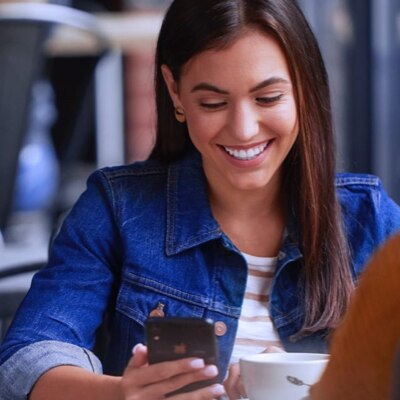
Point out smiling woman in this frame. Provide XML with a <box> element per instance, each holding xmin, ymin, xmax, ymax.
<box><xmin>1</xmin><ymin>1</ymin><xmax>400</xmax><ymax>400</ymax></box>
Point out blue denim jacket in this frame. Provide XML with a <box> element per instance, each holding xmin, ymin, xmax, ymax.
<box><xmin>1</xmin><ymin>150</ymin><xmax>400</xmax><ymax>399</ymax></box>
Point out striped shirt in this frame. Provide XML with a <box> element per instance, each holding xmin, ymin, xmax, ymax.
<box><xmin>230</xmin><ymin>252</ymin><xmax>283</xmax><ymax>364</ymax></box>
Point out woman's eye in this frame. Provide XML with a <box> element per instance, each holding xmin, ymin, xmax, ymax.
<box><xmin>200</xmin><ymin>102</ymin><xmax>226</xmax><ymax>110</ymax></box>
<box><xmin>257</xmin><ymin>94</ymin><xmax>284</xmax><ymax>104</ymax></box>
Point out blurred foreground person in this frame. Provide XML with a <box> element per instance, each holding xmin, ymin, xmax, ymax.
<box><xmin>311</xmin><ymin>233</ymin><xmax>400</xmax><ymax>400</ymax></box>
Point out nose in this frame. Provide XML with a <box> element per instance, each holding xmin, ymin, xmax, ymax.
<box><xmin>228</xmin><ymin>102</ymin><xmax>260</xmax><ymax>141</ymax></box>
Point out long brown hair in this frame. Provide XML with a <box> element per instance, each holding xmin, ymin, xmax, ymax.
<box><xmin>150</xmin><ymin>0</ymin><xmax>353</xmax><ymax>337</ymax></box>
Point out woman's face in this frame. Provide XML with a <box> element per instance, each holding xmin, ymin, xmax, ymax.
<box><xmin>162</xmin><ymin>29</ymin><xmax>299</xmax><ymax>194</ymax></box>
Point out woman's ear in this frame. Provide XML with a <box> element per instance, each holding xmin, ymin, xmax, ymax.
<box><xmin>161</xmin><ymin>64</ymin><xmax>182</xmax><ymax>108</ymax></box>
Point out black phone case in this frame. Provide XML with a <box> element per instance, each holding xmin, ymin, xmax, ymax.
<box><xmin>145</xmin><ymin>317</ymin><xmax>219</xmax><ymax>396</ymax></box>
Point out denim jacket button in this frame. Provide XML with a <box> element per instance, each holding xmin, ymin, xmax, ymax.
<box><xmin>214</xmin><ymin>321</ymin><xmax>227</xmax><ymax>336</ymax></box>
<box><xmin>149</xmin><ymin>302</ymin><xmax>165</xmax><ymax>317</ymax></box>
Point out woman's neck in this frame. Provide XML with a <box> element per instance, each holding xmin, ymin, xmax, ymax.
<box><xmin>210</xmin><ymin>187</ymin><xmax>282</xmax><ymax>221</ymax></box>
<box><xmin>207</xmin><ymin>174</ymin><xmax>285</xmax><ymax>257</ymax></box>
<box><xmin>207</xmin><ymin>165</ymin><xmax>283</xmax><ymax>214</ymax></box>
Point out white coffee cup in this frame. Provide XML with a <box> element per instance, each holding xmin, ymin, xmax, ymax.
<box><xmin>239</xmin><ymin>352</ymin><xmax>329</xmax><ymax>400</ymax></box>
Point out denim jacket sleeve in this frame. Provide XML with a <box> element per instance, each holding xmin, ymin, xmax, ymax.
<box><xmin>0</xmin><ymin>341</ymin><xmax>102</xmax><ymax>400</ymax></box>
<box><xmin>0</xmin><ymin>170</ymin><xmax>122</xmax><ymax>399</ymax></box>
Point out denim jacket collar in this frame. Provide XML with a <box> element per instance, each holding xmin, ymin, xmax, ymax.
<box><xmin>165</xmin><ymin>150</ymin><xmax>304</xmax><ymax>261</ymax></box>
<box><xmin>165</xmin><ymin>151</ymin><xmax>223</xmax><ymax>256</ymax></box>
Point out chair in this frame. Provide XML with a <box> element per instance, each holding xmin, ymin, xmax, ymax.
<box><xmin>0</xmin><ymin>2</ymin><xmax>115</xmax><ymax>340</ymax></box>
<box><xmin>0</xmin><ymin>2</ymin><xmax>110</xmax><ymax>233</ymax></box>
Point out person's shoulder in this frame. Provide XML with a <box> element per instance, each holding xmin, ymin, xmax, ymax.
<box><xmin>335</xmin><ymin>173</ymin><xmax>400</xmax><ymax>277</ymax></box>
<box><xmin>336</xmin><ymin>172</ymin><xmax>400</xmax><ymax>234</ymax></box>
<box><xmin>98</xmin><ymin>158</ymin><xmax>170</xmax><ymax>181</ymax></box>
<box><xmin>334</xmin><ymin>172</ymin><xmax>393</xmax><ymax>211</ymax></box>
<box><xmin>84</xmin><ymin>151</ymin><xmax>203</xmax><ymax>193</ymax></box>
<box><xmin>79</xmin><ymin>159</ymin><xmax>171</xmax><ymax>197</ymax></box>
<box><xmin>334</xmin><ymin>172</ymin><xmax>389</xmax><ymax>204</ymax></box>
<box><xmin>335</xmin><ymin>172</ymin><xmax>381</xmax><ymax>190</ymax></box>
<box><xmin>95</xmin><ymin>149</ymin><xmax>201</xmax><ymax>180</ymax></box>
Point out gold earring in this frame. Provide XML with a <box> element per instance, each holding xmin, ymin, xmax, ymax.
<box><xmin>174</xmin><ymin>107</ymin><xmax>186</xmax><ymax>123</ymax></box>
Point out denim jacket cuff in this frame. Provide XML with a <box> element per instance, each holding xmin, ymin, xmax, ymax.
<box><xmin>0</xmin><ymin>340</ymin><xmax>102</xmax><ymax>400</ymax></box>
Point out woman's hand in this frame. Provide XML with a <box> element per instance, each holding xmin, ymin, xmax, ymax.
<box><xmin>120</xmin><ymin>344</ymin><xmax>226</xmax><ymax>399</ymax></box>
<box><xmin>224</xmin><ymin>363</ymin><xmax>246</xmax><ymax>400</ymax></box>
<box><xmin>224</xmin><ymin>346</ymin><xmax>285</xmax><ymax>399</ymax></box>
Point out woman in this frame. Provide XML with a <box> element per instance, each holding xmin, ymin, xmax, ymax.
<box><xmin>1</xmin><ymin>0</ymin><xmax>400</xmax><ymax>399</ymax></box>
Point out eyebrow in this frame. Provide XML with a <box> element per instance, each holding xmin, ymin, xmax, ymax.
<box><xmin>191</xmin><ymin>83</ymin><xmax>229</xmax><ymax>94</ymax></box>
<box><xmin>249</xmin><ymin>77</ymin><xmax>290</xmax><ymax>93</ymax></box>
<box><xmin>190</xmin><ymin>77</ymin><xmax>290</xmax><ymax>95</ymax></box>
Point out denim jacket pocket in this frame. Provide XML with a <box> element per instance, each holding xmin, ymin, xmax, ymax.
<box><xmin>116</xmin><ymin>271</ymin><xmax>210</xmax><ymax>326</ymax></box>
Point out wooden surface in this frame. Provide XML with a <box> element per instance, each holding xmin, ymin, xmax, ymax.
<box><xmin>46</xmin><ymin>11</ymin><xmax>163</xmax><ymax>55</ymax></box>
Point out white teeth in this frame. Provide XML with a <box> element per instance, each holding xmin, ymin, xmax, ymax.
<box><xmin>223</xmin><ymin>142</ymin><xmax>269</xmax><ymax>160</ymax></box>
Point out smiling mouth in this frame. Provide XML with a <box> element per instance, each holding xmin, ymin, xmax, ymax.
<box><xmin>221</xmin><ymin>141</ymin><xmax>272</xmax><ymax>161</ymax></box>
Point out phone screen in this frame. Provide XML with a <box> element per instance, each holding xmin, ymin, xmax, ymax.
<box><xmin>145</xmin><ymin>317</ymin><xmax>219</xmax><ymax>395</ymax></box>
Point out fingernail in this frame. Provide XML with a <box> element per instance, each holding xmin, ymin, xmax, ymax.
<box><xmin>210</xmin><ymin>384</ymin><xmax>225</xmax><ymax>396</ymax></box>
<box><xmin>190</xmin><ymin>358</ymin><xmax>205</xmax><ymax>369</ymax></box>
<box><xmin>132</xmin><ymin>343</ymin><xmax>144</xmax><ymax>354</ymax></box>
<box><xmin>203</xmin><ymin>365</ymin><xmax>218</xmax><ymax>377</ymax></box>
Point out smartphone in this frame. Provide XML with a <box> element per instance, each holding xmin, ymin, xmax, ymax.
<box><xmin>145</xmin><ymin>317</ymin><xmax>219</xmax><ymax>395</ymax></box>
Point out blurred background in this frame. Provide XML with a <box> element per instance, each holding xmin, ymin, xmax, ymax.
<box><xmin>0</xmin><ymin>0</ymin><xmax>399</xmax><ymax>336</ymax></box>
<box><xmin>299</xmin><ymin>0</ymin><xmax>400</xmax><ymax>200</ymax></box>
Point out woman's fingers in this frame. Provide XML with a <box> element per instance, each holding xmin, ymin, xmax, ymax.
<box><xmin>137</xmin><ymin>364</ymin><xmax>222</xmax><ymax>399</ymax></box>
<box><xmin>173</xmin><ymin>383</ymin><xmax>226</xmax><ymax>399</ymax></box>
<box><xmin>127</xmin><ymin>357</ymin><xmax>207</xmax><ymax>386</ymax></box>
<box><xmin>223</xmin><ymin>348</ymin><xmax>285</xmax><ymax>399</ymax></box>
<box><xmin>262</xmin><ymin>345</ymin><xmax>285</xmax><ymax>353</ymax></box>
<box><xmin>224</xmin><ymin>363</ymin><xmax>247</xmax><ymax>399</ymax></box>
<box><xmin>122</xmin><ymin>348</ymin><xmax>224</xmax><ymax>399</ymax></box>
<box><xmin>130</xmin><ymin>343</ymin><xmax>149</xmax><ymax>368</ymax></box>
